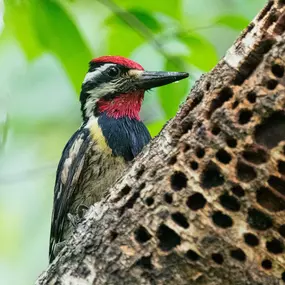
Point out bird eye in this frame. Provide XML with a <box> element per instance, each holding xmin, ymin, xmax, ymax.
<box><xmin>107</xmin><ymin>66</ymin><xmax>120</xmax><ymax>77</ymax></box>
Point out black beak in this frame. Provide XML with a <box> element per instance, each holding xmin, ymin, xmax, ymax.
<box><xmin>135</xmin><ymin>71</ymin><xmax>189</xmax><ymax>90</ymax></box>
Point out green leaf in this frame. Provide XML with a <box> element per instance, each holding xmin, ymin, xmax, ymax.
<box><xmin>213</xmin><ymin>14</ymin><xmax>249</xmax><ymax>31</ymax></box>
<box><xmin>129</xmin><ymin>9</ymin><xmax>162</xmax><ymax>32</ymax></box>
<box><xmin>158</xmin><ymin>59</ymin><xmax>189</xmax><ymax>119</ymax></box>
<box><xmin>29</xmin><ymin>0</ymin><xmax>92</xmax><ymax>93</ymax></box>
<box><xmin>105</xmin><ymin>8</ymin><xmax>162</xmax><ymax>33</ymax></box>
<box><xmin>3</xmin><ymin>1</ymin><xmax>43</xmax><ymax>60</ymax></box>
<box><xmin>113</xmin><ymin>0</ymin><xmax>181</xmax><ymax>19</ymax></box>
<box><xmin>178</xmin><ymin>32</ymin><xmax>218</xmax><ymax>71</ymax></box>
<box><xmin>146</xmin><ymin>120</ymin><xmax>165</xmax><ymax>137</ymax></box>
<box><xmin>105</xmin><ymin>16</ymin><xmax>144</xmax><ymax>56</ymax></box>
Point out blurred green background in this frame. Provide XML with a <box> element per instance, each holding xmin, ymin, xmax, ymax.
<box><xmin>0</xmin><ymin>0</ymin><xmax>266</xmax><ymax>284</ymax></box>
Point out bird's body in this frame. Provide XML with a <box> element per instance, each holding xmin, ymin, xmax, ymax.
<box><xmin>49</xmin><ymin>56</ymin><xmax>188</xmax><ymax>262</ymax></box>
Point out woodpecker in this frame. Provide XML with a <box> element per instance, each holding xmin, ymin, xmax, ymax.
<box><xmin>49</xmin><ymin>56</ymin><xmax>189</xmax><ymax>262</ymax></box>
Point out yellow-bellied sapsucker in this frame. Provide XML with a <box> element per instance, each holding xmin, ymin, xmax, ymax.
<box><xmin>49</xmin><ymin>56</ymin><xmax>189</xmax><ymax>262</ymax></box>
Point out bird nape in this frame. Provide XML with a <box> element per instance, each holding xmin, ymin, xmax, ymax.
<box><xmin>49</xmin><ymin>55</ymin><xmax>189</xmax><ymax>262</ymax></box>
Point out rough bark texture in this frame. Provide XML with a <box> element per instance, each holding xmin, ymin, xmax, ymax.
<box><xmin>37</xmin><ymin>1</ymin><xmax>285</xmax><ymax>284</ymax></box>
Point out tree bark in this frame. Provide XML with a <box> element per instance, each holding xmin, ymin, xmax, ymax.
<box><xmin>36</xmin><ymin>1</ymin><xmax>285</xmax><ymax>284</ymax></box>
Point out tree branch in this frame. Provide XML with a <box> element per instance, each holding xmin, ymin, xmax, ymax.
<box><xmin>36</xmin><ymin>1</ymin><xmax>285</xmax><ymax>284</ymax></box>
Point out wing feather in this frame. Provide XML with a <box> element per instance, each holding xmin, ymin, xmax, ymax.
<box><xmin>49</xmin><ymin>127</ymin><xmax>91</xmax><ymax>262</ymax></box>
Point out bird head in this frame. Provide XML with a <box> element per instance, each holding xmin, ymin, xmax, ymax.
<box><xmin>80</xmin><ymin>56</ymin><xmax>189</xmax><ymax>121</ymax></box>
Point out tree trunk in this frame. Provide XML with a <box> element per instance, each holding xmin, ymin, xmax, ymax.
<box><xmin>36</xmin><ymin>1</ymin><xmax>285</xmax><ymax>284</ymax></box>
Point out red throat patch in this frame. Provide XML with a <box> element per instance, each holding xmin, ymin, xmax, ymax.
<box><xmin>97</xmin><ymin>91</ymin><xmax>144</xmax><ymax>120</ymax></box>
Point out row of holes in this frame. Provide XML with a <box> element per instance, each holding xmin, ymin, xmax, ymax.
<box><xmin>135</xmin><ymin>208</ymin><xmax>283</xmax><ymax>253</ymax></box>
<box><xmin>147</xmin><ymin>189</ymin><xmax>285</xmax><ymax>240</ymax></box>
<box><xmin>205</xmin><ymin>61</ymin><xmax>284</xmax><ymax>122</ymax></box>
<box><xmin>132</xmin><ymin>226</ymin><xmax>285</xmax><ymax>283</ymax></box>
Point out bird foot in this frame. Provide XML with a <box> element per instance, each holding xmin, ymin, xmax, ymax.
<box><xmin>67</xmin><ymin>204</ymin><xmax>89</xmax><ymax>229</ymax></box>
<box><xmin>53</xmin><ymin>241</ymin><xmax>66</xmax><ymax>257</ymax></box>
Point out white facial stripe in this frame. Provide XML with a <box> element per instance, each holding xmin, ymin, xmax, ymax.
<box><xmin>83</xmin><ymin>63</ymin><xmax>116</xmax><ymax>84</ymax></box>
<box><xmin>84</xmin><ymin>81</ymin><xmax>119</xmax><ymax>117</ymax></box>
<box><xmin>128</xmin><ymin>69</ymin><xmax>143</xmax><ymax>78</ymax></box>
<box><xmin>84</xmin><ymin>96</ymin><xmax>99</xmax><ymax>118</ymax></box>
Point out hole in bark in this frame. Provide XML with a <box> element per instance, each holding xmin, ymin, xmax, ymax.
<box><xmin>119</xmin><ymin>191</ymin><xmax>140</xmax><ymax>216</ymax></box>
<box><xmin>181</xmin><ymin>119</ymin><xmax>193</xmax><ymax>134</ymax></box>
<box><xmin>219</xmin><ymin>193</ymin><xmax>240</xmax><ymax>211</ymax></box>
<box><xmin>272</xmin><ymin>63</ymin><xmax>284</xmax><ymax>78</ymax></box>
<box><xmin>139</xmin><ymin>182</ymin><xmax>146</xmax><ymax>190</ymax></box>
<box><xmin>278</xmin><ymin>225</ymin><xmax>285</xmax><ymax>238</ymax></box>
<box><xmin>230</xmin><ymin>248</ymin><xmax>246</xmax><ymax>262</ymax></box>
<box><xmin>226</xmin><ymin>137</ymin><xmax>237</xmax><ymax>148</ymax></box>
<box><xmin>247</xmin><ymin>91</ymin><xmax>256</xmax><ymax>103</ymax></box>
<box><xmin>164</xmin><ymin>193</ymin><xmax>173</xmax><ymax>204</ymax></box>
<box><xmin>242</xmin><ymin>147</ymin><xmax>268</xmax><ymax>164</ymax></box>
<box><xmin>266</xmin><ymin>238</ymin><xmax>284</xmax><ymax>254</ymax></box>
<box><xmin>212</xmin><ymin>211</ymin><xmax>233</xmax><ymax>228</ymax></box>
<box><xmin>266</xmin><ymin>79</ymin><xmax>278</xmax><ymax>90</ymax></box>
<box><xmin>257</xmin><ymin>1</ymin><xmax>273</xmax><ymax>21</ymax></box>
<box><xmin>168</xmin><ymin>156</ymin><xmax>177</xmax><ymax>165</ymax></box>
<box><xmin>186</xmin><ymin>250</ymin><xmax>200</xmax><ymax>261</ymax></box>
<box><xmin>216</xmin><ymin>149</ymin><xmax>232</xmax><ymax>164</ymax></box>
<box><xmin>232</xmin><ymin>100</ymin><xmax>239</xmax><ymax>109</ymax></box>
<box><xmin>134</xmin><ymin>226</ymin><xmax>152</xmax><ymax>244</ymax></box>
<box><xmin>120</xmin><ymin>185</ymin><xmax>131</xmax><ymax>197</ymax></box>
<box><xmin>256</xmin><ymin>38</ymin><xmax>275</xmax><ymax>54</ymax></box>
<box><xmin>266</xmin><ymin>11</ymin><xmax>278</xmax><ymax>28</ymax></box>
<box><xmin>232</xmin><ymin>37</ymin><xmax>275</xmax><ymax>85</ymax></box>
<box><xmin>187</xmin><ymin>192</ymin><xmax>207</xmax><ymax>210</ymax></box>
<box><xmin>157</xmin><ymin>224</ymin><xmax>181</xmax><ymax>251</ymax></box>
<box><xmin>247</xmin><ymin>208</ymin><xmax>273</xmax><ymax>230</ymax></box>
<box><xmin>201</xmin><ymin>162</ymin><xmax>224</xmax><ymax>189</ymax></box>
<box><xmin>282</xmin><ymin>271</ymin><xmax>285</xmax><ymax>282</ymax></box>
<box><xmin>244</xmin><ymin>233</ymin><xmax>259</xmax><ymax>247</ymax></box>
<box><xmin>195</xmin><ymin>147</ymin><xmax>205</xmax><ymax>158</ymax></box>
<box><xmin>255</xmin><ymin>111</ymin><xmax>285</xmax><ymax>149</ymax></box>
<box><xmin>211</xmin><ymin>125</ymin><xmax>221</xmax><ymax>135</ymax></box>
<box><xmin>183</xmin><ymin>143</ymin><xmax>190</xmax><ymax>152</ymax></box>
<box><xmin>268</xmin><ymin>176</ymin><xmax>285</xmax><ymax>196</ymax></box>
<box><xmin>212</xmin><ymin>253</ymin><xmax>224</xmax><ymax>264</ymax></box>
<box><xmin>136</xmin><ymin>255</ymin><xmax>153</xmax><ymax>270</ymax></box>
<box><xmin>238</xmin><ymin>109</ymin><xmax>253</xmax><ymax>125</ymax></box>
<box><xmin>145</xmin><ymin>197</ymin><xmax>154</xmax><ymax>206</ymax></box>
<box><xmin>150</xmin><ymin>170</ymin><xmax>157</xmax><ymax>177</ymax></box>
<box><xmin>278</xmin><ymin>160</ymin><xmax>285</xmax><ymax>174</ymax></box>
<box><xmin>136</xmin><ymin>165</ymin><xmax>145</xmax><ymax>179</ymax></box>
<box><xmin>231</xmin><ymin>185</ymin><xmax>245</xmax><ymax>197</ymax></box>
<box><xmin>109</xmin><ymin>231</ymin><xmax>118</xmax><ymax>242</ymax></box>
<box><xmin>190</xmin><ymin>161</ymin><xmax>199</xmax><ymax>170</ymax></box>
<box><xmin>205</xmin><ymin>81</ymin><xmax>211</xmax><ymax>91</ymax></box>
<box><xmin>261</xmin><ymin>259</ymin><xmax>272</xmax><ymax>270</ymax></box>
<box><xmin>188</xmin><ymin>93</ymin><xmax>204</xmax><ymax>112</ymax></box>
<box><xmin>236</xmin><ymin>161</ymin><xmax>257</xmax><ymax>182</ymax></box>
<box><xmin>171</xmin><ymin>212</ymin><xmax>189</xmax><ymax>229</ymax></box>
<box><xmin>207</xmin><ymin>87</ymin><xmax>233</xmax><ymax>119</ymax></box>
<box><xmin>170</xmin><ymin>171</ymin><xmax>187</xmax><ymax>191</ymax></box>
<box><xmin>257</xmin><ymin>187</ymin><xmax>285</xmax><ymax>212</ymax></box>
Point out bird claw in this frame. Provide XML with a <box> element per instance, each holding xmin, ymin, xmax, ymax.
<box><xmin>67</xmin><ymin>204</ymin><xmax>89</xmax><ymax>229</ymax></box>
<box><xmin>54</xmin><ymin>241</ymin><xmax>66</xmax><ymax>257</ymax></box>
<box><xmin>78</xmin><ymin>204</ymin><xmax>89</xmax><ymax>219</ymax></box>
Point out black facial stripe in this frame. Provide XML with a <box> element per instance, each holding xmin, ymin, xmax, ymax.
<box><xmin>82</xmin><ymin>65</ymin><xmax>130</xmax><ymax>94</ymax></box>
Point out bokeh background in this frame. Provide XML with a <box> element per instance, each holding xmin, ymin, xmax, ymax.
<box><xmin>0</xmin><ymin>0</ymin><xmax>267</xmax><ymax>284</ymax></box>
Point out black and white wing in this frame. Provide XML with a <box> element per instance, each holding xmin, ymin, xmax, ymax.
<box><xmin>49</xmin><ymin>127</ymin><xmax>91</xmax><ymax>262</ymax></box>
